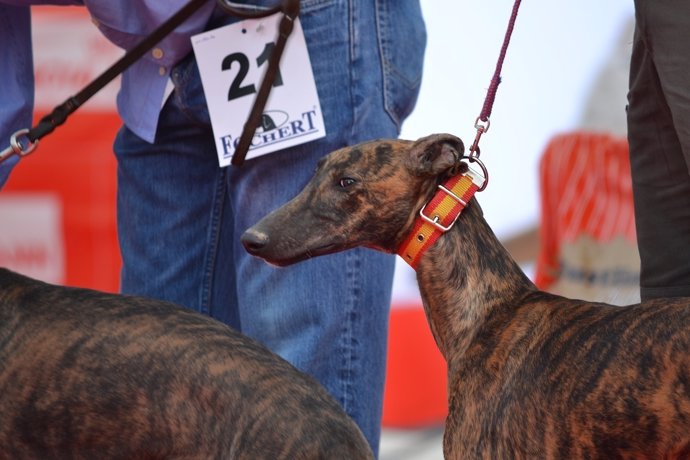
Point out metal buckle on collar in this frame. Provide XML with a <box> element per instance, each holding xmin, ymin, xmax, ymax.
<box><xmin>419</xmin><ymin>201</ymin><xmax>461</xmax><ymax>233</ymax></box>
<box><xmin>418</xmin><ymin>183</ymin><xmax>467</xmax><ymax>233</ymax></box>
<box><xmin>417</xmin><ymin>162</ymin><xmax>488</xmax><ymax>233</ymax></box>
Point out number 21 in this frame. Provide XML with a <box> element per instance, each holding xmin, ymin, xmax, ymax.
<box><xmin>222</xmin><ymin>42</ymin><xmax>284</xmax><ymax>101</ymax></box>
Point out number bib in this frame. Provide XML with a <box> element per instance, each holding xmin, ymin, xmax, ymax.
<box><xmin>191</xmin><ymin>13</ymin><xmax>326</xmax><ymax>167</ymax></box>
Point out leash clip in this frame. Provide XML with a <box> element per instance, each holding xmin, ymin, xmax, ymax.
<box><xmin>474</xmin><ymin>117</ymin><xmax>490</xmax><ymax>134</ymax></box>
<box><xmin>469</xmin><ymin>117</ymin><xmax>490</xmax><ymax>159</ymax></box>
<box><xmin>0</xmin><ymin>129</ymin><xmax>39</xmax><ymax>164</ymax></box>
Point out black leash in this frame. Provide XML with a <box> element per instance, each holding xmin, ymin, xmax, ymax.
<box><xmin>231</xmin><ymin>0</ymin><xmax>298</xmax><ymax>165</ymax></box>
<box><xmin>0</xmin><ymin>0</ymin><xmax>298</xmax><ymax>168</ymax></box>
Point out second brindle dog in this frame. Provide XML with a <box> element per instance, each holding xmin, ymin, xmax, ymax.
<box><xmin>0</xmin><ymin>268</ymin><xmax>373</xmax><ymax>459</ymax></box>
<box><xmin>242</xmin><ymin>133</ymin><xmax>690</xmax><ymax>459</ymax></box>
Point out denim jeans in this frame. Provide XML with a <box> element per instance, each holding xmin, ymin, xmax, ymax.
<box><xmin>114</xmin><ymin>0</ymin><xmax>425</xmax><ymax>455</ymax></box>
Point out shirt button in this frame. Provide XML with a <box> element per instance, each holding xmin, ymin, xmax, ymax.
<box><xmin>159</xmin><ymin>66</ymin><xmax>167</xmax><ymax>76</ymax></box>
<box><xmin>152</xmin><ymin>48</ymin><xmax>164</xmax><ymax>59</ymax></box>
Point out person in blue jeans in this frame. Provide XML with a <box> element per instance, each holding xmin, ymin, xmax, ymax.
<box><xmin>0</xmin><ymin>1</ymin><xmax>426</xmax><ymax>455</ymax></box>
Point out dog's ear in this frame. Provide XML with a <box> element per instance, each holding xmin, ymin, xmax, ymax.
<box><xmin>408</xmin><ymin>133</ymin><xmax>465</xmax><ymax>176</ymax></box>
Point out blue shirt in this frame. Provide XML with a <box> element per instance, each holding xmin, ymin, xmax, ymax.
<box><xmin>1</xmin><ymin>0</ymin><xmax>218</xmax><ymax>143</ymax></box>
<box><xmin>0</xmin><ymin>3</ymin><xmax>34</xmax><ymax>185</ymax></box>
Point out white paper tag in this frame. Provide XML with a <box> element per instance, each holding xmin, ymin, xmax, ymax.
<box><xmin>192</xmin><ymin>13</ymin><xmax>326</xmax><ymax>167</ymax></box>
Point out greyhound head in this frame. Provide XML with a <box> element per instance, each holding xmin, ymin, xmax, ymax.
<box><xmin>241</xmin><ymin>133</ymin><xmax>466</xmax><ymax>266</ymax></box>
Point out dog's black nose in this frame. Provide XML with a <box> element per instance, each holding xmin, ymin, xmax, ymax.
<box><xmin>241</xmin><ymin>229</ymin><xmax>269</xmax><ymax>255</ymax></box>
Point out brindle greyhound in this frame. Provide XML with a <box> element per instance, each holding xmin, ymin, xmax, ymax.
<box><xmin>0</xmin><ymin>268</ymin><xmax>373</xmax><ymax>459</ymax></box>
<box><xmin>242</xmin><ymin>133</ymin><xmax>690</xmax><ymax>459</ymax></box>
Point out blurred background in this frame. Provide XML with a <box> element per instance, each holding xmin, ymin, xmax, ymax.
<box><xmin>0</xmin><ymin>1</ymin><xmax>637</xmax><ymax>458</ymax></box>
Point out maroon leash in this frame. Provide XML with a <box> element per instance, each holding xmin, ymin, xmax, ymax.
<box><xmin>398</xmin><ymin>0</ymin><xmax>523</xmax><ymax>267</ymax></box>
<box><xmin>468</xmin><ymin>0</ymin><xmax>522</xmax><ymax>171</ymax></box>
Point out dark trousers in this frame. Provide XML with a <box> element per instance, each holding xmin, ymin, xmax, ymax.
<box><xmin>627</xmin><ymin>0</ymin><xmax>690</xmax><ymax>300</ymax></box>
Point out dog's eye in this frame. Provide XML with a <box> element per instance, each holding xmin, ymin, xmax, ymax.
<box><xmin>338</xmin><ymin>177</ymin><xmax>357</xmax><ymax>188</ymax></box>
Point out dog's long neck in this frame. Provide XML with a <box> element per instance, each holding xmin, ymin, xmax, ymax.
<box><xmin>413</xmin><ymin>200</ymin><xmax>538</xmax><ymax>364</ymax></box>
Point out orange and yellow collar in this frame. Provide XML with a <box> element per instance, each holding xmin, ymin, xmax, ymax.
<box><xmin>398</xmin><ymin>164</ymin><xmax>486</xmax><ymax>269</ymax></box>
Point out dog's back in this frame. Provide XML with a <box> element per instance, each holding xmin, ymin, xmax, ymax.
<box><xmin>444</xmin><ymin>291</ymin><xmax>690</xmax><ymax>458</ymax></box>
<box><xmin>0</xmin><ymin>268</ymin><xmax>373</xmax><ymax>459</ymax></box>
